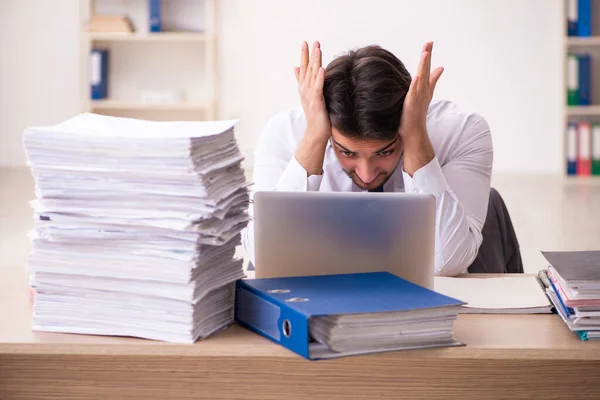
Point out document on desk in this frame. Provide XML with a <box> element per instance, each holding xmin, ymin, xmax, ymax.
<box><xmin>434</xmin><ymin>276</ymin><xmax>553</xmax><ymax>314</ymax></box>
<box><xmin>22</xmin><ymin>112</ymin><xmax>252</xmax><ymax>344</ymax></box>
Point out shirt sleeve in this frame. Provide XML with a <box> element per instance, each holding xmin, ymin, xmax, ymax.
<box><xmin>402</xmin><ymin>116</ymin><xmax>493</xmax><ymax>277</ymax></box>
<box><xmin>242</xmin><ymin>111</ymin><xmax>323</xmax><ymax>267</ymax></box>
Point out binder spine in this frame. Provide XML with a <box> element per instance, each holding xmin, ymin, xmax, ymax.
<box><xmin>149</xmin><ymin>0</ymin><xmax>161</xmax><ymax>32</ymax></box>
<box><xmin>567</xmin><ymin>122</ymin><xmax>578</xmax><ymax>175</ymax></box>
<box><xmin>235</xmin><ymin>283</ymin><xmax>282</xmax><ymax>341</ymax></box>
<box><xmin>90</xmin><ymin>49</ymin><xmax>108</xmax><ymax>100</ymax></box>
<box><xmin>578</xmin><ymin>121</ymin><xmax>592</xmax><ymax>175</ymax></box>
<box><xmin>578</xmin><ymin>0</ymin><xmax>592</xmax><ymax>37</ymax></box>
<box><xmin>578</xmin><ymin>54</ymin><xmax>591</xmax><ymax>105</ymax></box>
<box><xmin>592</xmin><ymin>123</ymin><xmax>600</xmax><ymax>175</ymax></box>
<box><xmin>567</xmin><ymin>0</ymin><xmax>578</xmax><ymax>36</ymax></box>
<box><xmin>567</xmin><ymin>54</ymin><xmax>579</xmax><ymax>106</ymax></box>
<box><xmin>235</xmin><ymin>282</ymin><xmax>310</xmax><ymax>358</ymax></box>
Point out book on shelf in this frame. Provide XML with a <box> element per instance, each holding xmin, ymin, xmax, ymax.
<box><xmin>567</xmin><ymin>0</ymin><xmax>592</xmax><ymax>37</ymax></box>
<box><xmin>86</xmin><ymin>15</ymin><xmax>134</xmax><ymax>33</ymax></box>
<box><xmin>90</xmin><ymin>49</ymin><xmax>108</xmax><ymax>100</ymax></box>
<box><xmin>566</xmin><ymin>121</ymin><xmax>599</xmax><ymax>176</ymax></box>
<box><xmin>567</xmin><ymin>53</ymin><xmax>591</xmax><ymax>107</ymax></box>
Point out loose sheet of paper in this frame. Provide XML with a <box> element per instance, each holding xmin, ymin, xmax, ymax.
<box><xmin>434</xmin><ymin>276</ymin><xmax>551</xmax><ymax>313</ymax></box>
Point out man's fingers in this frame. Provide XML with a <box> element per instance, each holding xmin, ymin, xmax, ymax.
<box><xmin>299</xmin><ymin>41</ymin><xmax>308</xmax><ymax>85</ymax></box>
<box><xmin>309</xmin><ymin>47</ymin><xmax>321</xmax><ymax>88</ymax></box>
<box><xmin>314</xmin><ymin>67</ymin><xmax>325</xmax><ymax>97</ymax></box>
<box><xmin>430</xmin><ymin>66</ymin><xmax>444</xmax><ymax>94</ymax></box>
<box><xmin>408</xmin><ymin>75</ymin><xmax>419</xmax><ymax>98</ymax></box>
<box><xmin>425</xmin><ymin>42</ymin><xmax>432</xmax><ymax>81</ymax></box>
<box><xmin>307</xmin><ymin>42</ymin><xmax>320</xmax><ymax>88</ymax></box>
<box><xmin>415</xmin><ymin>51</ymin><xmax>428</xmax><ymax>92</ymax></box>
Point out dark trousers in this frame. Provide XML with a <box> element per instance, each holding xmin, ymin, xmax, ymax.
<box><xmin>467</xmin><ymin>188</ymin><xmax>523</xmax><ymax>273</ymax></box>
<box><xmin>247</xmin><ymin>188</ymin><xmax>523</xmax><ymax>274</ymax></box>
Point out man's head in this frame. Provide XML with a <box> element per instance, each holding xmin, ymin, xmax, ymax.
<box><xmin>323</xmin><ymin>45</ymin><xmax>412</xmax><ymax>190</ymax></box>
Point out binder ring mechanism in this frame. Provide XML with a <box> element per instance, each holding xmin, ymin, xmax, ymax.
<box><xmin>281</xmin><ymin>298</ymin><xmax>309</xmax><ymax>338</ymax></box>
<box><xmin>264</xmin><ymin>290</ymin><xmax>310</xmax><ymax>339</ymax></box>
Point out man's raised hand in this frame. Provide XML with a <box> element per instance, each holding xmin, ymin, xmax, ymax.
<box><xmin>294</xmin><ymin>41</ymin><xmax>332</xmax><ymax>144</ymax></box>
<box><xmin>398</xmin><ymin>41</ymin><xmax>444</xmax><ymax>143</ymax></box>
<box><xmin>398</xmin><ymin>41</ymin><xmax>442</xmax><ymax>176</ymax></box>
<box><xmin>293</xmin><ymin>41</ymin><xmax>331</xmax><ymax>176</ymax></box>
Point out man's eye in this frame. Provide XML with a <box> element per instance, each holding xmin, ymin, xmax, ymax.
<box><xmin>341</xmin><ymin>151</ymin><xmax>355</xmax><ymax>157</ymax></box>
<box><xmin>378</xmin><ymin>150</ymin><xmax>393</xmax><ymax>157</ymax></box>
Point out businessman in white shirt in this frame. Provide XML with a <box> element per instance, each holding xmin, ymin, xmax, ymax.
<box><xmin>242</xmin><ymin>41</ymin><xmax>522</xmax><ymax>277</ymax></box>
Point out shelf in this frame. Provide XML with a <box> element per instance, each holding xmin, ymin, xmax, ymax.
<box><xmin>566</xmin><ymin>36</ymin><xmax>600</xmax><ymax>46</ymax></box>
<box><xmin>90</xmin><ymin>99</ymin><xmax>209</xmax><ymax>111</ymax></box>
<box><xmin>87</xmin><ymin>32</ymin><xmax>208</xmax><ymax>42</ymax></box>
<box><xmin>566</xmin><ymin>105</ymin><xmax>600</xmax><ymax>116</ymax></box>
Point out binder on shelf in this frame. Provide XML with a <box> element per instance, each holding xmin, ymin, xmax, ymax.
<box><xmin>149</xmin><ymin>0</ymin><xmax>161</xmax><ymax>32</ymax></box>
<box><xmin>568</xmin><ymin>0</ymin><xmax>578</xmax><ymax>36</ymax></box>
<box><xmin>90</xmin><ymin>48</ymin><xmax>108</xmax><ymax>100</ymax></box>
<box><xmin>593</xmin><ymin>123</ymin><xmax>600</xmax><ymax>175</ymax></box>
<box><xmin>234</xmin><ymin>271</ymin><xmax>465</xmax><ymax>360</ymax></box>
<box><xmin>578</xmin><ymin>54</ymin><xmax>591</xmax><ymax>105</ymax></box>
<box><xmin>567</xmin><ymin>122</ymin><xmax>578</xmax><ymax>175</ymax></box>
<box><xmin>567</xmin><ymin>54</ymin><xmax>579</xmax><ymax>106</ymax></box>
<box><xmin>578</xmin><ymin>121</ymin><xmax>592</xmax><ymax>175</ymax></box>
<box><xmin>577</xmin><ymin>0</ymin><xmax>592</xmax><ymax>37</ymax></box>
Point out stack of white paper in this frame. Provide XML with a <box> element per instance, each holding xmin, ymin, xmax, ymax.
<box><xmin>22</xmin><ymin>113</ymin><xmax>250</xmax><ymax>343</ymax></box>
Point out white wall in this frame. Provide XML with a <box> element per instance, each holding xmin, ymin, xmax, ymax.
<box><xmin>1</xmin><ymin>0</ymin><xmax>564</xmax><ymax>174</ymax></box>
<box><xmin>218</xmin><ymin>0</ymin><xmax>564</xmax><ymax>173</ymax></box>
<box><xmin>0</xmin><ymin>0</ymin><xmax>81</xmax><ymax>167</ymax></box>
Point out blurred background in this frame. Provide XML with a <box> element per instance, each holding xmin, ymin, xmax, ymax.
<box><xmin>1</xmin><ymin>0</ymin><xmax>598</xmax><ymax>274</ymax></box>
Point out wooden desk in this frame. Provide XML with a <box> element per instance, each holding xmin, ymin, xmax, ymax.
<box><xmin>2</xmin><ymin>268</ymin><xmax>600</xmax><ymax>399</ymax></box>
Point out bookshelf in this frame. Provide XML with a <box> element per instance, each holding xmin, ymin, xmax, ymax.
<box><xmin>564</xmin><ymin>0</ymin><xmax>600</xmax><ymax>178</ymax></box>
<box><xmin>79</xmin><ymin>0</ymin><xmax>217</xmax><ymax>121</ymax></box>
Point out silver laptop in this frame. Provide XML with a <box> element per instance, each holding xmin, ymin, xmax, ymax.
<box><xmin>252</xmin><ymin>191</ymin><xmax>436</xmax><ymax>290</ymax></box>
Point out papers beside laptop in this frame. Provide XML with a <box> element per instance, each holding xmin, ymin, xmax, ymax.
<box><xmin>22</xmin><ymin>113</ymin><xmax>251</xmax><ymax>343</ymax></box>
<box><xmin>434</xmin><ymin>276</ymin><xmax>553</xmax><ymax>314</ymax></box>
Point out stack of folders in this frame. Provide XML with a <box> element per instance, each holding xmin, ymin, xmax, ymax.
<box><xmin>235</xmin><ymin>272</ymin><xmax>465</xmax><ymax>360</ymax></box>
<box><xmin>22</xmin><ymin>113</ymin><xmax>250</xmax><ymax>343</ymax></box>
<box><xmin>542</xmin><ymin>250</ymin><xmax>600</xmax><ymax>341</ymax></box>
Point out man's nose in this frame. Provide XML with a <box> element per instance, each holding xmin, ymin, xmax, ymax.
<box><xmin>355</xmin><ymin>162</ymin><xmax>378</xmax><ymax>184</ymax></box>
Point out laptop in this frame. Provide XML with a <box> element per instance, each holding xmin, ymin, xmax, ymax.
<box><xmin>252</xmin><ymin>191</ymin><xmax>436</xmax><ymax>290</ymax></box>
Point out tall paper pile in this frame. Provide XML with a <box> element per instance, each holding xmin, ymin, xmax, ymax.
<box><xmin>22</xmin><ymin>113</ymin><xmax>250</xmax><ymax>343</ymax></box>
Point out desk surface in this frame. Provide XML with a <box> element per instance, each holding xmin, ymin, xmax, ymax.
<box><xmin>2</xmin><ymin>264</ymin><xmax>600</xmax><ymax>399</ymax></box>
<box><xmin>2</xmin><ymin>268</ymin><xmax>599</xmax><ymax>359</ymax></box>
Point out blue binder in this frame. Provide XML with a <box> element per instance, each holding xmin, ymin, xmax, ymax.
<box><xmin>578</xmin><ymin>54</ymin><xmax>591</xmax><ymax>105</ymax></box>
<box><xmin>578</xmin><ymin>0</ymin><xmax>592</xmax><ymax>37</ymax></box>
<box><xmin>234</xmin><ymin>271</ymin><xmax>465</xmax><ymax>360</ymax></box>
<box><xmin>149</xmin><ymin>0</ymin><xmax>161</xmax><ymax>32</ymax></box>
<box><xmin>90</xmin><ymin>49</ymin><xmax>108</xmax><ymax>100</ymax></box>
<box><xmin>568</xmin><ymin>0</ymin><xmax>578</xmax><ymax>36</ymax></box>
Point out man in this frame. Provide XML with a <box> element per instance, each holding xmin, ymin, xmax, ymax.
<box><xmin>242</xmin><ymin>41</ymin><xmax>522</xmax><ymax>276</ymax></box>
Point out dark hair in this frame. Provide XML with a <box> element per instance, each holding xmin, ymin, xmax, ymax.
<box><xmin>323</xmin><ymin>45</ymin><xmax>412</xmax><ymax>141</ymax></box>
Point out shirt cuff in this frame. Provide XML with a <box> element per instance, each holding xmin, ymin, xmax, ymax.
<box><xmin>275</xmin><ymin>155</ymin><xmax>323</xmax><ymax>191</ymax></box>
<box><xmin>402</xmin><ymin>156</ymin><xmax>449</xmax><ymax>198</ymax></box>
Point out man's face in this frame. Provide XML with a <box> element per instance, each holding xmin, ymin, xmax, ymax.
<box><xmin>331</xmin><ymin>128</ymin><xmax>403</xmax><ymax>191</ymax></box>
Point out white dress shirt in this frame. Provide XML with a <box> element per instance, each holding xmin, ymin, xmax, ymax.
<box><xmin>242</xmin><ymin>99</ymin><xmax>493</xmax><ymax>277</ymax></box>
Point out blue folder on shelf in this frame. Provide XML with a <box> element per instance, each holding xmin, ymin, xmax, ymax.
<box><xmin>90</xmin><ymin>49</ymin><xmax>108</xmax><ymax>100</ymax></box>
<box><xmin>235</xmin><ymin>271</ymin><xmax>465</xmax><ymax>360</ymax></box>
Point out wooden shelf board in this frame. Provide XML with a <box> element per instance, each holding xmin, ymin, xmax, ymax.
<box><xmin>566</xmin><ymin>105</ymin><xmax>600</xmax><ymax>116</ymax></box>
<box><xmin>87</xmin><ymin>32</ymin><xmax>208</xmax><ymax>42</ymax></box>
<box><xmin>90</xmin><ymin>100</ymin><xmax>209</xmax><ymax>111</ymax></box>
<box><xmin>566</xmin><ymin>36</ymin><xmax>600</xmax><ymax>46</ymax></box>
